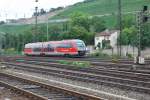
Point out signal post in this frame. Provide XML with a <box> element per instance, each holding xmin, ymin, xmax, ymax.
<box><xmin>136</xmin><ymin>6</ymin><xmax>149</xmax><ymax>64</ymax></box>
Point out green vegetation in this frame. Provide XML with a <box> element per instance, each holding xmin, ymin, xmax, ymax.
<box><xmin>58</xmin><ymin>60</ymin><xmax>91</xmax><ymax>68</ymax></box>
<box><xmin>1</xmin><ymin>48</ymin><xmax>23</xmax><ymax>55</ymax></box>
<box><xmin>90</xmin><ymin>50</ymin><xmax>110</xmax><ymax>58</ymax></box>
<box><xmin>111</xmin><ymin>58</ymin><xmax>119</xmax><ymax>63</ymax></box>
<box><xmin>119</xmin><ymin>14</ymin><xmax>150</xmax><ymax>50</ymax></box>
<box><xmin>52</xmin><ymin>0</ymin><xmax>150</xmax><ymax>19</ymax></box>
<box><xmin>51</xmin><ymin>0</ymin><xmax>150</xmax><ymax>28</ymax></box>
<box><xmin>59</xmin><ymin>12</ymin><xmax>106</xmax><ymax>45</ymax></box>
<box><xmin>0</xmin><ymin>24</ymin><xmax>32</xmax><ymax>34</ymax></box>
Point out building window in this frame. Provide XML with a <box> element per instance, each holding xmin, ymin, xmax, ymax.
<box><xmin>102</xmin><ymin>40</ymin><xmax>112</xmax><ymax>49</ymax></box>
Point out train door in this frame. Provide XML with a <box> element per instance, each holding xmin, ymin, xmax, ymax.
<box><xmin>44</xmin><ymin>43</ymin><xmax>55</xmax><ymax>55</ymax></box>
<box><xmin>40</xmin><ymin>42</ymin><xmax>45</xmax><ymax>55</ymax></box>
<box><xmin>33</xmin><ymin>43</ymin><xmax>42</xmax><ymax>55</ymax></box>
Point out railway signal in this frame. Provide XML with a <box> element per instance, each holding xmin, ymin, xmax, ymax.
<box><xmin>142</xmin><ymin>6</ymin><xmax>149</xmax><ymax>23</ymax></box>
<box><xmin>136</xmin><ymin>6</ymin><xmax>149</xmax><ymax>64</ymax></box>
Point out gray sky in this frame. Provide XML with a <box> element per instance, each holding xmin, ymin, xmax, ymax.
<box><xmin>0</xmin><ymin>0</ymin><xmax>84</xmax><ymax>21</ymax></box>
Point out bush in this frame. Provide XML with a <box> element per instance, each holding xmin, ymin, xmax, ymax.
<box><xmin>126</xmin><ymin>53</ymin><xmax>133</xmax><ymax>58</ymax></box>
<box><xmin>111</xmin><ymin>54</ymin><xmax>120</xmax><ymax>63</ymax></box>
<box><xmin>90</xmin><ymin>51</ymin><xmax>109</xmax><ymax>58</ymax></box>
<box><xmin>112</xmin><ymin>58</ymin><xmax>119</xmax><ymax>63</ymax></box>
<box><xmin>58</xmin><ymin>60</ymin><xmax>91</xmax><ymax>68</ymax></box>
<box><xmin>2</xmin><ymin>48</ymin><xmax>22</xmax><ymax>55</ymax></box>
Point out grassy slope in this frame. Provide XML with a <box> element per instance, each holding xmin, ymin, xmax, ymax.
<box><xmin>0</xmin><ymin>23</ymin><xmax>64</xmax><ymax>35</ymax></box>
<box><xmin>52</xmin><ymin>0</ymin><xmax>150</xmax><ymax>28</ymax></box>
<box><xmin>53</xmin><ymin>0</ymin><xmax>149</xmax><ymax>19</ymax></box>
<box><xmin>0</xmin><ymin>24</ymin><xmax>32</xmax><ymax>34</ymax></box>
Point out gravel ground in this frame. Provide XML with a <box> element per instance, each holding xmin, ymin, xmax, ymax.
<box><xmin>0</xmin><ymin>86</ymin><xmax>30</xmax><ymax>100</ymax></box>
<box><xmin>2</xmin><ymin>68</ymin><xmax>150</xmax><ymax>100</ymax></box>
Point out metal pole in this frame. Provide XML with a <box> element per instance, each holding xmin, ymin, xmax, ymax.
<box><xmin>118</xmin><ymin>0</ymin><xmax>122</xmax><ymax>57</ymax></box>
<box><xmin>35</xmin><ymin>6</ymin><xmax>38</xmax><ymax>42</ymax></box>
<box><xmin>137</xmin><ymin>12</ymin><xmax>142</xmax><ymax>62</ymax></box>
<box><xmin>34</xmin><ymin>0</ymin><xmax>38</xmax><ymax>42</ymax></box>
<box><xmin>47</xmin><ymin>18</ymin><xmax>49</xmax><ymax>41</ymax></box>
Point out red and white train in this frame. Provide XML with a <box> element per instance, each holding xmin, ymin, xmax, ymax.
<box><xmin>24</xmin><ymin>39</ymin><xmax>86</xmax><ymax>56</ymax></box>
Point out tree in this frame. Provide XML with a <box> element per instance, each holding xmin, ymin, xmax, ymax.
<box><xmin>115</xmin><ymin>15</ymin><xmax>136</xmax><ymax>29</ymax></box>
<box><xmin>71</xmin><ymin>26</ymin><xmax>95</xmax><ymax>44</ymax></box>
<box><xmin>70</xmin><ymin>12</ymin><xmax>90</xmax><ymax>32</ymax></box>
<box><xmin>69</xmin><ymin>12</ymin><xmax>106</xmax><ymax>45</ymax></box>
<box><xmin>0</xmin><ymin>21</ymin><xmax>5</xmax><ymax>25</ymax></box>
<box><xmin>120</xmin><ymin>26</ymin><xmax>138</xmax><ymax>46</ymax></box>
<box><xmin>141</xmin><ymin>23</ymin><xmax>150</xmax><ymax>49</ymax></box>
<box><xmin>48</xmin><ymin>25</ymin><xmax>62</xmax><ymax>40</ymax></box>
<box><xmin>122</xmin><ymin>16</ymin><xmax>135</xmax><ymax>29</ymax></box>
<box><xmin>90</xmin><ymin>16</ymin><xmax>106</xmax><ymax>32</ymax></box>
<box><xmin>40</xmin><ymin>8</ymin><xmax>46</xmax><ymax>15</ymax></box>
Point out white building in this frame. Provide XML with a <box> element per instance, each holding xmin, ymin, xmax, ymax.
<box><xmin>95</xmin><ymin>30</ymin><xmax>119</xmax><ymax>49</ymax></box>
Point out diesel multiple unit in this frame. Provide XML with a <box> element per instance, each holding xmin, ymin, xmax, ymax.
<box><xmin>24</xmin><ymin>39</ymin><xmax>86</xmax><ymax>56</ymax></box>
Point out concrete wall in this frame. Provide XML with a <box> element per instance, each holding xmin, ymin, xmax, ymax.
<box><xmin>141</xmin><ymin>48</ymin><xmax>150</xmax><ymax>58</ymax></box>
<box><xmin>87</xmin><ymin>45</ymin><xmax>150</xmax><ymax>58</ymax></box>
<box><xmin>103</xmin><ymin>46</ymin><xmax>150</xmax><ymax>58</ymax></box>
<box><xmin>109</xmin><ymin>32</ymin><xmax>118</xmax><ymax>48</ymax></box>
<box><xmin>102</xmin><ymin>45</ymin><xmax>138</xmax><ymax>56</ymax></box>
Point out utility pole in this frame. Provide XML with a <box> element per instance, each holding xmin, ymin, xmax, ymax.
<box><xmin>47</xmin><ymin>18</ymin><xmax>49</xmax><ymax>41</ymax></box>
<box><xmin>137</xmin><ymin>12</ymin><xmax>142</xmax><ymax>63</ymax></box>
<box><xmin>118</xmin><ymin>0</ymin><xmax>122</xmax><ymax>57</ymax></box>
<box><xmin>34</xmin><ymin>0</ymin><xmax>38</xmax><ymax>42</ymax></box>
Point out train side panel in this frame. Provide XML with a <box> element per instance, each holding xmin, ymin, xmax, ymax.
<box><xmin>55</xmin><ymin>41</ymin><xmax>78</xmax><ymax>55</ymax></box>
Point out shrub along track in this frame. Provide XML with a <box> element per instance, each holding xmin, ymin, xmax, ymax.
<box><xmin>1</xmin><ymin>61</ymin><xmax>150</xmax><ymax>95</ymax></box>
<box><xmin>0</xmin><ymin>72</ymin><xmax>102</xmax><ymax>100</ymax></box>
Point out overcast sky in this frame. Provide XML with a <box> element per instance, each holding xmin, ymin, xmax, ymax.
<box><xmin>0</xmin><ymin>0</ymin><xmax>84</xmax><ymax>21</ymax></box>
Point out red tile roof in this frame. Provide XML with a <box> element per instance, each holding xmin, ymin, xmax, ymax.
<box><xmin>95</xmin><ymin>30</ymin><xmax>119</xmax><ymax>37</ymax></box>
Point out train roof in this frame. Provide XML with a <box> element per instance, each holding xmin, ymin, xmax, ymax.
<box><xmin>26</xmin><ymin>39</ymin><xmax>83</xmax><ymax>44</ymax></box>
<box><xmin>25</xmin><ymin>39</ymin><xmax>85</xmax><ymax>48</ymax></box>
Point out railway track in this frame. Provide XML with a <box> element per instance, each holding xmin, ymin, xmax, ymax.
<box><xmin>12</xmin><ymin>58</ymin><xmax>150</xmax><ymax>74</ymax></box>
<box><xmin>2</xmin><ymin>57</ymin><xmax>150</xmax><ymax>82</ymax></box>
<box><xmin>1</xmin><ymin>56</ymin><xmax>150</xmax><ymax>68</ymax></box>
<box><xmin>25</xmin><ymin>59</ymin><xmax>150</xmax><ymax>71</ymax></box>
<box><xmin>0</xmin><ymin>72</ymin><xmax>102</xmax><ymax>100</ymax></box>
<box><xmin>2</xmin><ymin>56</ymin><xmax>150</xmax><ymax>64</ymax></box>
<box><xmin>2</xmin><ymin>56</ymin><xmax>150</xmax><ymax>81</ymax></box>
<box><xmin>2</xmin><ymin>62</ymin><xmax>150</xmax><ymax>94</ymax></box>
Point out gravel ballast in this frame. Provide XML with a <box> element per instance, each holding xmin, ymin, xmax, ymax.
<box><xmin>2</xmin><ymin>68</ymin><xmax>150</xmax><ymax>100</ymax></box>
<box><xmin>0</xmin><ymin>86</ymin><xmax>30</xmax><ymax>100</ymax></box>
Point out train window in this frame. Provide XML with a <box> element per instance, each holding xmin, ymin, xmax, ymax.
<box><xmin>47</xmin><ymin>44</ymin><xmax>54</xmax><ymax>51</ymax></box>
<box><xmin>57</xmin><ymin>43</ymin><xmax>72</xmax><ymax>48</ymax></box>
<box><xmin>33</xmin><ymin>48</ymin><xmax>41</xmax><ymax>52</ymax></box>
<box><xmin>32</xmin><ymin>44</ymin><xmax>42</xmax><ymax>52</ymax></box>
<box><xmin>77</xmin><ymin>42</ymin><xmax>85</xmax><ymax>48</ymax></box>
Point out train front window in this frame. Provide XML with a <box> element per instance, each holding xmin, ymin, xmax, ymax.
<box><xmin>58</xmin><ymin>43</ymin><xmax>72</xmax><ymax>48</ymax></box>
<box><xmin>77</xmin><ymin>42</ymin><xmax>85</xmax><ymax>48</ymax></box>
